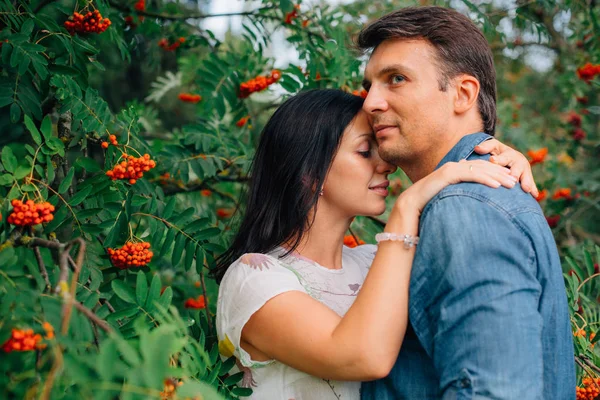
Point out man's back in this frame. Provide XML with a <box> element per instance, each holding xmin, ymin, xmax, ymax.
<box><xmin>362</xmin><ymin>133</ymin><xmax>575</xmax><ymax>399</ymax></box>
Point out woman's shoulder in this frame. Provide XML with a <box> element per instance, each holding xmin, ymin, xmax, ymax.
<box><xmin>220</xmin><ymin>251</ymin><xmax>300</xmax><ymax>288</ymax></box>
<box><xmin>343</xmin><ymin>243</ymin><xmax>378</xmax><ymax>268</ymax></box>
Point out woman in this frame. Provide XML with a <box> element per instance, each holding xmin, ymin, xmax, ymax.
<box><xmin>214</xmin><ymin>89</ymin><xmax>537</xmax><ymax>399</ymax></box>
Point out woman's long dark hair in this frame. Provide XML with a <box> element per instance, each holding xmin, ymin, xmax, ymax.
<box><xmin>213</xmin><ymin>89</ymin><xmax>364</xmax><ymax>283</ymax></box>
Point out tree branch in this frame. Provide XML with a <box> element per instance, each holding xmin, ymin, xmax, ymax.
<box><xmin>108</xmin><ymin>1</ymin><xmax>275</xmax><ymax>21</ymax></box>
<box><xmin>34</xmin><ymin>246</ymin><xmax>52</xmax><ymax>292</ymax></box>
<box><xmin>72</xmin><ymin>301</ymin><xmax>113</xmax><ymax>333</ymax></box>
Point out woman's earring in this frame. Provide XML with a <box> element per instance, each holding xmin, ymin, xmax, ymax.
<box><xmin>319</xmin><ymin>188</ymin><xmax>324</xmax><ymax>196</ymax></box>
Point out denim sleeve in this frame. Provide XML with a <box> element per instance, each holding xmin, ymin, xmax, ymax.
<box><xmin>410</xmin><ymin>194</ymin><xmax>544</xmax><ymax>399</ymax></box>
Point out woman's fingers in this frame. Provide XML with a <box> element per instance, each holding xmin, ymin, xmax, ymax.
<box><xmin>476</xmin><ymin>141</ymin><xmax>540</xmax><ymax>198</ymax></box>
<box><xmin>450</xmin><ymin>160</ymin><xmax>514</xmax><ymax>189</ymax></box>
<box><xmin>473</xmin><ymin>138</ymin><xmax>503</xmax><ymax>156</ymax></box>
<box><xmin>464</xmin><ymin>160</ymin><xmax>516</xmax><ymax>189</ymax></box>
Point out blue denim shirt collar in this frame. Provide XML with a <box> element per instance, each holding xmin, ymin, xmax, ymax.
<box><xmin>435</xmin><ymin>132</ymin><xmax>493</xmax><ymax>170</ymax></box>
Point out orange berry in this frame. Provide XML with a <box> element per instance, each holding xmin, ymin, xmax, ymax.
<box><xmin>101</xmin><ymin>141</ymin><xmax>109</xmax><ymax>149</ymax></box>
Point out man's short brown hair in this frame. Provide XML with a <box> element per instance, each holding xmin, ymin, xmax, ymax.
<box><xmin>357</xmin><ymin>6</ymin><xmax>497</xmax><ymax>135</ymax></box>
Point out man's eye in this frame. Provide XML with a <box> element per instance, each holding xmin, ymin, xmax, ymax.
<box><xmin>391</xmin><ymin>75</ymin><xmax>405</xmax><ymax>84</ymax></box>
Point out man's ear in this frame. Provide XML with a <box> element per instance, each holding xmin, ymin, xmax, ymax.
<box><xmin>453</xmin><ymin>74</ymin><xmax>480</xmax><ymax>114</ymax></box>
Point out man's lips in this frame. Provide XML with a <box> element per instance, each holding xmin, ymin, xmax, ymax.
<box><xmin>374</xmin><ymin>125</ymin><xmax>396</xmax><ymax>138</ymax></box>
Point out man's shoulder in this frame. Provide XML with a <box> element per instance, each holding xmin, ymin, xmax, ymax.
<box><xmin>422</xmin><ymin>181</ymin><xmax>544</xmax><ymax>221</ymax></box>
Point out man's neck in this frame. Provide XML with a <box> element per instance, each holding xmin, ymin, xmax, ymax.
<box><xmin>402</xmin><ymin>129</ymin><xmax>482</xmax><ymax>182</ymax></box>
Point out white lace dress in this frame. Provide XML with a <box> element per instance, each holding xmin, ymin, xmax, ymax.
<box><xmin>216</xmin><ymin>244</ymin><xmax>377</xmax><ymax>400</ymax></box>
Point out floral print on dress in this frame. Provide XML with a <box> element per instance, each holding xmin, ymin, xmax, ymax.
<box><xmin>240</xmin><ymin>253</ymin><xmax>274</xmax><ymax>271</ymax></box>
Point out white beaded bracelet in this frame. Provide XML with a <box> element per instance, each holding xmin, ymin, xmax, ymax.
<box><xmin>375</xmin><ymin>232</ymin><xmax>420</xmax><ymax>249</ymax></box>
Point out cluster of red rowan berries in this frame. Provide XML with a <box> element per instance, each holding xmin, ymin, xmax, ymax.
<box><xmin>2</xmin><ymin>328</ymin><xmax>45</xmax><ymax>353</ymax></box>
<box><xmin>577</xmin><ymin>62</ymin><xmax>600</xmax><ymax>83</ymax></box>
<box><xmin>101</xmin><ymin>134</ymin><xmax>118</xmax><ymax>149</ymax></box>
<box><xmin>235</xmin><ymin>116</ymin><xmax>250</xmax><ymax>127</ymax></box>
<box><xmin>134</xmin><ymin>0</ymin><xmax>145</xmax><ymax>12</ymax></box>
<box><xmin>159</xmin><ymin>378</ymin><xmax>184</xmax><ymax>399</ymax></box>
<box><xmin>552</xmin><ymin>188</ymin><xmax>573</xmax><ymax>201</ymax></box>
<box><xmin>158</xmin><ymin>37</ymin><xmax>185</xmax><ymax>51</ymax></box>
<box><xmin>108</xmin><ymin>241</ymin><xmax>153</xmax><ymax>269</ymax></box>
<box><xmin>238</xmin><ymin>70</ymin><xmax>281</xmax><ymax>98</ymax></box>
<box><xmin>576</xmin><ymin>377</ymin><xmax>600</xmax><ymax>400</ymax></box>
<box><xmin>178</xmin><ymin>93</ymin><xmax>202</xmax><ymax>103</ymax></box>
<box><xmin>106</xmin><ymin>154</ymin><xmax>156</xmax><ymax>184</ymax></box>
<box><xmin>352</xmin><ymin>89</ymin><xmax>368</xmax><ymax>99</ymax></box>
<box><xmin>64</xmin><ymin>10</ymin><xmax>111</xmax><ymax>35</ymax></box>
<box><xmin>184</xmin><ymin>295</ymin><xmax>206</xmax><ymax>309</ymax></box>
<box><xmin>284</xmin><ymin>4</ymin><xmax>301</xmax><ymax>24</ymax></box>
<box><xmin>7</xmin><ymin>199</ymin><xmax>55</xmax><ymax>226</ymax></box>
<box><xmin>567</xmin><ymin>111</ymin><xmax>586</xmax><ymax>141</ymax></box>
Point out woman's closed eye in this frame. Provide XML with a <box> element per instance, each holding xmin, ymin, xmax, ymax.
<box><xmin>358</xmin><ymin>145</ymin><xmax>372</xmax><ymax>158</ymax></box>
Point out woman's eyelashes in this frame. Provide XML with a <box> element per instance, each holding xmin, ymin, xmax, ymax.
<box><xmin>358</xmin><ymin>144</ymin><xmax>372</xmax><ymax>158</ymax></box>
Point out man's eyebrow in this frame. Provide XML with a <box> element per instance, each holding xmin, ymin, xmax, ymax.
<box><xmin>363</xmin><ymin>64</ymin><xmax>412</xmax><ymax>89</ymax></box>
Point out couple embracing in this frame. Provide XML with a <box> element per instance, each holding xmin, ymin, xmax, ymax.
<box><xmin>214</xmin><ymin>6</ymin><xmax>575</xmax><ymax>400</ymax></box>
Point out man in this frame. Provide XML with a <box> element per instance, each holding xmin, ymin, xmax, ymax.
<box><xmin>358</xmin><ymin>6</ymin><xmax>575</xmax><ymax>399</ymax></box>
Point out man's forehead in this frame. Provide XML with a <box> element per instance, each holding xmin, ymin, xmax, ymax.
<box><xmin>363</xmin><ymin>38</ymin><xmax>434</xmax><ymax>78</ymax></box>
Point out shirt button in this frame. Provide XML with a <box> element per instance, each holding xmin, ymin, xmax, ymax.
<box><xmin>459</xmin><ymin>378</ymin><xmax>471</xmax><ymax>388</ymax></box>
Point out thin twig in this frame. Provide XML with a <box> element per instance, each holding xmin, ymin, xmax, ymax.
<box><xmin>582</xmin><ymin>356</ymin><xmax>600</xmax><ymax>375</ymax></box>
<box><xmin>72</xmin><ymin>301</ymin><xmax>112</xmax><ymax>333</ymax></box>
<box><xmin>34</xmin><ymin>246</ymin><xmax>52</xmax><ymax>292</ymax></box>
<box><xmin>60</xmin><ymin>238</ymin><xmax>86</xmax><ymax>336</ymax></box>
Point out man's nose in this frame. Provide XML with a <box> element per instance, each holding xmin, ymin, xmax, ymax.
<box><xmin>363</xmin><ymin>85</ymin><xmax>389</xmax><ymax>115</ymax></box>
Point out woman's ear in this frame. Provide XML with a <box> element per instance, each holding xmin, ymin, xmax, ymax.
<box><xmin>453</xmin><ymin>74</ymin><xmax>480</xmax><ymax>115</ymax></box>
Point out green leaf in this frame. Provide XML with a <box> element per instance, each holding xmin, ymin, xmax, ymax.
<box><xmin>136</xmin><ymin>271</ymin><xmax>148</xmax><ymax>306</ymax></box>
<box><xmin>195</xmin><ymin>227</ymin><xmax>221</xmax><ymax>241</ymax></box>
<box><xmin>159</xmin><ymin>228</ymin><xmax>176</xmax><ymax>259</ymax></box>
<box><xmin>83</xmin><ymin>292</ymin><xmax>100</xmax><ymax>309</ymax></box>
<box><xmin>145</xmin><ymin>274</ymin><xmax>162</xmax><ymax>311</ymax></box>
<box><xmin>566</xmin><ymin>256</ymin><xmax>585</xmax><ymax>283</ymax></box>
<box><xmin>113</xmin><ymin>334</ymin><xmax>141</xmax><ymax>366</ymax></box>
<box><xmin>185</xmin><ymin>241</ymin><xmax>196</xmax><ymax>271</ymax></box>
<box><xmin>0</xmin><ymin>174</ymin><xmax>13</xmax><ymax>185</ymax></box>
<box><xmin>157</xmin><ymin>286</ymin><xmax>172</xmax><ymax>309</ymax></box>
<box><xmin>13</xmin><ymin>165</ymin><xmax>30</xmax><ymax>180</ymax></box>
<box><xmin>163</xmin><ymin>196</ymin><xmax>176</xmax><ymax>219</ymax></box>
<box><xmin>24</xmin><ymin>114</ymin><xmax>42</xmax><ymax>145</ymax></box>
<box><xmin>10</xmin><ymin>101</ymin><xmax>21</xmax><ymax>122</ymax></box>
<box><xmin>583</xmin><ymin>250</ymin><xmax>595</xmax><ymax>277</ymax></box>
<box><xmin>231</xmin><ymin>387</ymin><xmax>253</xmax><ymax>396</ymax></box>
<box><xmin>97</xmin><ymin>338</ymin><xmax>118</xmax><ymax>381</ymax></box>
<box><xmin>223</xmin><ymin>371</ymin><xmax>244</xmax><ymax>386</ymax></box>
<box><xmin>220</xmin><ymin>356</ymin><xmax>236</xmax><ymax>374</ymax></box>
<box><xmin>40</xmin><ymin>115</ymin><xmax>52</xmax><ymax>141</ymax></box>
<box><xmin>59</xmin><ymin>167</ymin><xmax>75</xmax><ymax>194</ymax></box>
<box><xmin>279</xmin><ymin>0</ymin><xmax>293</xmax><ymax>13</ymax></box>
<box><xmin>111</xmin><ymin>280</ymin><xmax>137</xmax><ymax>303</ymax></box>
<box><xmin>1</xmin><ymin>147</ymin><xmax>17</xmax><ymax>173</ymax></box>
<box><xmin>69</xmin><ymin>185</ymin><xmax>93</xmax><ymax>206</ymax></box>
<box><xmin>171</xmin><ymin>233</ymin><xmax>187</xmax><ymax>266</ymax></box>
<box><xmin>75</xmin><ymin>157</ymin><xmax>102</xmax><ymax>173</ymax></box>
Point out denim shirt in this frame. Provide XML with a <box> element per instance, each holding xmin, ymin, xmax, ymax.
<box><xmin>361</xmin><ymin>133</ymin><xmax>575</xmax><ymax>399</ymax></box>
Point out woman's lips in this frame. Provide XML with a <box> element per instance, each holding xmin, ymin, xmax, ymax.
<box><xmin>369</xmin><ymin>180</ymin><xmax>390</xmax><ymax>196</ymax></box>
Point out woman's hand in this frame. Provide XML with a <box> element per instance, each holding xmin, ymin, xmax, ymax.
<box><xmin>394</xmin><ymin>160</ymin><xmax>517</xmax><ymax>217</ymax></box>
<box><xmin>474</xmin><ymin>138</ymin><xmax>539</xmax><ymax>198</ymax></box>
